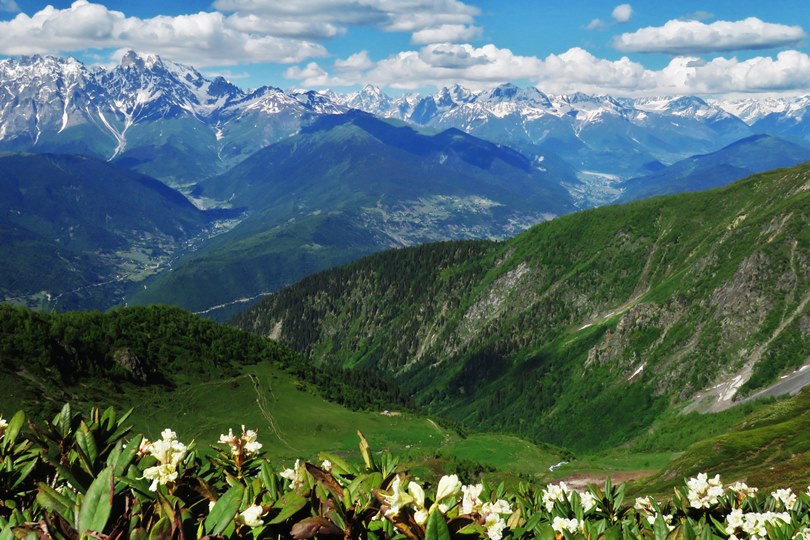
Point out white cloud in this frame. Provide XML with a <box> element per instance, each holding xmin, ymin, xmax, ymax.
<box><xmin>334</xmin><ymin>51</ymin><xmax>374</xmax><ymax>71</ymax></box>
<box><xmin>411</xmin><ymin>24</ymin><xmax>481</xmax><ymax>45</ymax></box>
<box><xmin>213</xmin><ymin>0</ymin><xmax>479</xmax><ymax>42</ymax></box>
<box><xmin>612</xmin><ymin>4</ymin><xmax>632</xmax><ymax>23</ymax></box>
<box><xmin>615</xmin><ymin>17</ymin><xmax>806</xmax><ymax>54</ymax></box>
<box><xmin>586</xmin><ymin>18</ymin><xmax>606</xmax><ymax>31</ymax></box>
<box><xmin>0</xmin><ymin>1</ymin><xmax>326</xmax><ymax>66</ymax></box>
<box><xmin>202</xmin><ymin>69</ymin><xmax>250</xmax><ymax>80</ymax></box>
<box><xmin>285</xmin><ymin>42</ymin><xmax>810</xmax><ymax>97</ymax></box>
<box><xmin>538</xmin><ymin>47</ymin><xmax>655</xmax><ymax>94</ymax></box>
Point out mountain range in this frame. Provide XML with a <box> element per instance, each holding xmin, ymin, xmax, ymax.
<box><xmin>4</xmin><ymin>51</ymin><xmax>810</xmax><ymax>190</ymax></box>
<box><xmin>2</xmin><ymin>50</ymin><xmax>810</xmax><ymax>316</ymax></box>
<box><xmin>127</xmin><ymin>111</ymin><xmax>575</xmax><ymax>315</ymax></box>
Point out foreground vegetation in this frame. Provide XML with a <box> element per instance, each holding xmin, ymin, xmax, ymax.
<box><xmin>1</xmin><ymin>404</ymin><xmax>809</xmax><ymax>539</ymax></box>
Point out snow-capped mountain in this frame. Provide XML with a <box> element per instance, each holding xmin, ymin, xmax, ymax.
<box><xmin>2</xmin><ymin>52</ymin><xmax>809</xmax><ymax>186</ymax></box>
<box><xmin>0</xmin><ymin>52</ymin><xmax>344</xmax><ymax>183</ymax></box>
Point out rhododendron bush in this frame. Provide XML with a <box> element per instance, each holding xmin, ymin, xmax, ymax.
<box><xmin>0</xmin><ymin>405</ymin><xmax>809</xmax><ymax>539</ymax></box>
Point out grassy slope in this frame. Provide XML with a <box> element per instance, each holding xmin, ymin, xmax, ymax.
<box><xmin>233</xmin><ymin>163</ymin><xmax>810</xmax><ymax>453</ymax></box>
<box><xmin>0</xmin><ymin>304</ymin><xmax>564</xmax><ymax>483</ymax></box>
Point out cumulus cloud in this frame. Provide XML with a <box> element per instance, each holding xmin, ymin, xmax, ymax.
<box><xmin>612</xmin><ymin>4</ymin><xmax>632</xmax><ymax>23</ymax></box>
<box><xmin>213</xmin><ymin>0</ymin><xmax>479</xmax><ymax>43</ymax></box>
<box><xmin>615</xmin><ymin>17</ymin><xmax>806</xmax><ymax>54</ymax></box>
<box><xmin>0</xmin><ymin>1</ymin><xmax>326</xmax><ymax>65</ymax></box>
<box><xmin>334</xmin><ymin>51</ymin><xmax>374</xmax><ymax>71</ymax></box>
<box><xmin>285</xmin><ymin>41</ymin><xmax>810</xmax><ymax>97</ymax></box>
<box><xmin>411</xmin><ymin>24</ymin><xmax>481</xmax><ymax>45</ymax></box>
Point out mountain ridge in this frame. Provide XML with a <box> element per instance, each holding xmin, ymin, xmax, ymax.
<box><xmin>232</xmin><ymin>162</ymin><xmax>810</xmax><ymax>451</ymax></box>
<box><xmin>4</xmin><ymin>51</ymin><xmax>810</xmax><ymax>187</ymax></box>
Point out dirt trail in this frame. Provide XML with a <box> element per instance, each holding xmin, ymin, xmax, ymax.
<box><xmin>556</xmin><ymin>470</ymin><xmax>657</xmax><ymax>490</ymax></box>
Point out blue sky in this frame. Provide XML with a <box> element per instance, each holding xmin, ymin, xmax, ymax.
<box><xmin>1</xmin><ymin>0</ymin><xmax>809</xmax><ymax>96</ymax></box>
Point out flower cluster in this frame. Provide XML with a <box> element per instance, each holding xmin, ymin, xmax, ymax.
<box><xmin>141</xmin><ymin>428</ymin><xmax>188</xmax><ymax>491</ymax></box>
<box><xmin>280</xmin><ymin>459</ymin><xmax>306</xmax><ymax>490</ymax></box>
<box><xmin>686</xmin><ymin>472</ymin><xmax>724</xmax><ymax>509</ymax></box>
<box><xmin>0</xmin><ymin>414</ymin><xmax>7</xmax><ymax>438</ymax></box>
<box><xmin>770</xmin><ymin>487</ymin><xmax>797</xmax><ymax>510</ymax></box>
<box><xmin>541</xmin><ymin>482</ymin><xmax>570</xmax><ymax>512</ymax></box>
<box><xmin>725</xmin><ymin>508</ymin><xmax>791</xmax><ymax>539</ymax></box>
<box><xmin>541</xmin><ymin>481</ymin><xmax>596</xmax><ymax>513</ymax></box>
<box><xmin>218</xmin><ymin>425</ymin><xmax>263</xmax><ymax>458</ymax></box>
<box><xmin>380</xmin><ymin>475</ymin><xmax>512</xmax><ymax>540</ymax></box>
<box><xmin>551</xmin><ymin>516</ymin><xmax>581</xmax><ymax>534</ymax></box>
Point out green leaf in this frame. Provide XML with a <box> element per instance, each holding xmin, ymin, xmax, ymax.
<box><xmin>113</xmin><ymin>435</ymin><xmax>142</xmax><ymax>476</ymax></box>
<box><xmin>666</xmin><ymin>525</ymin><xmax>685</xmax><ymax>540</ymax></box>
<box><xmin>10</xmin><ymin>457</ymin><xmax>38</xmax><ymax>490</ymax></box>
<box><xmin>77</xmin><ymin>466</ymin><xmax>113</xmax><ymax>535</ymax></box>
<box><xmin>36</xmin><ymin>483</ymin><xmax>76</xmax><ymax>528</ymax></box>
<box><xmin>604</xmin><ymin>523</ymin><xmax>623</xmax><ymax>540</ymax></box>
<box><xmin>653</xmin><ymin>513</ymin><xmax>670</xmax><ymax>540</ymax></box>
<box><xmin>76</xmin><ymin>421</ymin><xmax>98</xmax><ymax>466</ymax></box>
<box><xmin>204</xmin><ymin>483</ymin><xmax>245</xmax><ymax>536</ymax></box>
<box><xmin>2</xmin><ymin>411</ymin><xmax>25</xmax><ymax>450</ymax></box>
<box><xmin>55</xmin><ymin>403</ymin><xmax>72</xmax><ymax>438</ymax></box>
<box><xmin>536</xmin><ymin>523</ymin><xmax>556</xmax><ymax>540</ymax></box>
<box><xmin>268</xmin><ymin>492</ymin><xmax>309</xmax><ymax>525</ymax></box>
<box><xmin>425</xmin><ymin>508</ymin><xmax>451</xmax><ymax>540</ymax></box>
<box><xmin>148</xmin><ymin>516</ymin><xmax>172</xmax><ymax>540</ymax></box>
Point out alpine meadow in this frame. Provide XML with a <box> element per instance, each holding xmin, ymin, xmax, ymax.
<box><xmin>1</xmin><ymin>1</ymin><xmax>810</xmax><ymax>539</ymax></box>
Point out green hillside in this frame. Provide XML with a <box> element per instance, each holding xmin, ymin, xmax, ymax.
<box><xmin>128</xmin><ymin>112</ymin><xmax>576</xmax><ymax>317</ymax></box>
<box><xmin>0</xmin><ymin>304</ymin><xmax>569</xmax><ymax>482</ymax></box>
<box><xmin>234</xmin><ymin>162</ymin><xmax>810</xmax><ymax>453</ymax></box>
<box><xmin>0</xmin><ymin>153</ymin><xmax>222</xmax><ymax>310</ymax></box>
<box><xmin>618</xmin><ymin>134</ymin><xmax>810</xmax><ymax>202</ymax></box>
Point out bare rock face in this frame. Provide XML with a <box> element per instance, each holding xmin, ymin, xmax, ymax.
<box><xmin>113</xmin><ymin>348</ymin><xmax>148</xmax><ymax>383</ymax></box>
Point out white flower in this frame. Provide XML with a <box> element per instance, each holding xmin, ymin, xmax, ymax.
<box><xmin>686</xmin><ymin>473</ymin><xmax>724</xmax><ymax>509</ymax></box>
<box><xmin>542</xmin><ymin>482</ymin><xmax>570</xmax><ymax>512</ymax></box>
<box><xmin>142</xmin><ymin>463</ymin><xmax>179</xmax><ymax>492</ymax></box>
<box><xmin>461</xmin><ymin>483</ymin><xmax>484</xmax><ymax>514</ymax></box>
<box><xmin>634</xmin><ymin>496</ymin><xmax>653</xmax><ymax>512</ymax></box>
<box><xmin>727</xmin><ymin>509</ymin><xmax>791</xmax><ymax>537</ymax></box>
<box><xmin>435</xmin><ymin>474</ymin><xmax>461</xmax><ymax>504</ymax></box>
<box><xmin>771</xmin><ymin>488</ymin><xmax>797</xmax><ymax>510</ymax></box>
<box><xmin>239</xmin><ymin>505</ymin><xmax>265</xmax><ymax>527</ymax></box>
<box><xmin>414</xmin><ymin>508</ymin><xmax>429</xmax><ymax>526</ymax></box>
<box><xmin>219</xmin><ymin>426</ymin><xmax>262</xmax><ymax>457</ymax></box>
<box><xmin>483</xmin><ymin>512</ymin><xmax>507</xmax><ymax>540</ymax></box>
<box><xmin>321</xmin><ymin>459</ymin><xmax>332</xmax><ymax>472</ymax></box>
<box><xmin>141</xmin><ymin>428</ymin><xmax>187</xmax><ymax>491</ymax></box>
<box><xmin>280</xmin><ymin>459</ymin><xmax>306</xmax><ymax>490</ymax></box>
<box><xmin>0</xmin><ymin>415</ymin><xmax>8</xmax><ymax>437</ymax></box>
<box><xmin>726</xmin><ymin>508</ymin><xmax>744</xmax><ymax>529</ymax></box>
<box><xmin>580</xmin><ymin>491</ymin><xmax>597</xmax><ymax>513</ymax></box>
<box><xmin>382</xmin><ymin>475</ymin><xmax>413</xmax><ymax>517</ymax></box>
<box><xmin>480</xmin><ymin>500</ymin><xmax>511</xmax><ymax>540</ymax></box>
<box><xmin>408</xmin><ymin>481</ymin><xmax>426</xmax><ymax>509</ymax></box>
<box><xmin>241</xmin><ymin>426</ymin><xmax>262</xmax><ymax>455</ymax></box>
<box><xmin>551</xmin><ymin>516</ymin><xmax>581</xmax><ymax>534</ymax></box>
